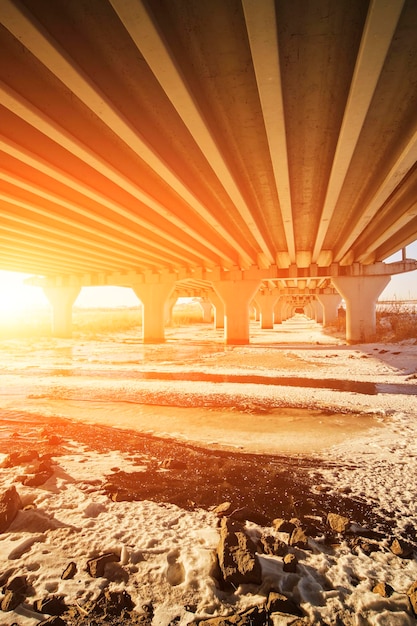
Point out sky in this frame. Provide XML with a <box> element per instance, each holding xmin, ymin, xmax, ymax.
<box><xmin>0</xmin><ymin>241</ymin><xmax>416</xmax><ymax>318</ymax></box>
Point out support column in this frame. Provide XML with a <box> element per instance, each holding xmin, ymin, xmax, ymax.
<box><xmin>332</xmin><ymin>275</ymin><xmax>390</xmax><ymax>343</ymax></box>
<box><xmin>211</xmin><ymin>279</ymin><xmax>261</xmax><ymax>344</ymax></box>
<box><xmin>164</xmin><ymin>295</ymin><xmax>178</xmax><ymax>326</ymax></box>
<box><xmin>256</xmin><ymin>291</ymin><xmax>279</xmax><ymax>329</ymax></box>
<box><xmin>313</xmin><ymin>299</ymin><xmax>323</xmax><ymax>323</ymax></box>
<box><xmin>43</xmin><ymin>286</ymin><xmax>80</xmax><ymax>338</ymax></box>
<box><xmin>208</xmin><ymin>291</ymin><xmax>225</xmax><ymax>329</ymax></box>
<box><xmin>132</xmin><ymin>281</ymin><xmax>176</xmax><ymax>343</ymax></box>
<box><xmin>198</xmin><ymin>298</ymin><xmax>213</xmax><ymax>323</ymax></box>
<box><xmin>274</xmin><ymin>297</ymin><xmax>284</xmax><ymax>324</ymax></box>
<box><xmin>316</xmin><ymin>293</ymin><xmax>342</xmax><ymax>326</ymax></box>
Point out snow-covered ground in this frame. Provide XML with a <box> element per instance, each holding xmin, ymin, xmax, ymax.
<box><xmin>0</xmin><ymin>318</ymin><xmax>416</xmax><ymax>625</ymax></box>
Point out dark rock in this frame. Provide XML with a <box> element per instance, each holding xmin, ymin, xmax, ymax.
<box><xmin>34</xmin><ymin>595</ymin><xmax>68</xmax><ymax>616</ymax></box>
<box><xmin>61</xmin><ymin>562</ymin><xmax>77</xmax><ymax>580</ymax></box>
<box><xmin>229</xmin><ymin>506</ymin><xmax>270</xmax><ymax>526</ymax></box>
<box><xmin>3</xmin><ymin>575</ymin><xmax>28</xmax><ymax>595</ymax></box>
<box><xmin>372</xmin><ymin>581</ymin><xmax>394</xmax><ymax>597</ymax></box>
<box><xmin>1</xmin><ymin>590</ymin><xmax>25</xmax><ymax>612</ymax></box>
<box><xmin>213</xmin><ymin>502</ymin><xmax>233</xmax><ymax>517</ymax></box>
<box><xmin>199</xmin><ymin>605</ymin><xmax>270</xmax><ymax>625</ymax></box>
<box><xmin>348</xmin><ymin>537</ymin><xmax>380</xmax><ymax>556</ymax></box>
<box><xmin>272</xmin><ymin>518</ymin><xmax>297</xmax><ymax>534</ymax></box>
<box><xmin>389</xmin><ymin>537</ymin><xmax>414</xmax><ymax>559</ymax></box>
<box><xmin>408</xmin><ymin>581</ymin><xmax>417</xmax><ymax>616</ymax></box>
<box><xmin>0</xmin><ymin>450</ymin><xmax>39</xmax><ymax>468</ymax></box>
<box><xmin>283</xmin><ymin>553</ymin><xmax>298</xmax><ymax>573</ymax></box>
<box><xmin>0</xmin><ymin>486</ymin><xmax>22</xmax><ymax>533</ymax></box>
<box><xmin>259</xmin><ymin>534</ymin><xmax>287</xmax><ymax>557</ymax></box>
<box><xmin>327</xmin><ymin>513</ymin><xmax>350</xmax><ymax>533</ymax></box>
<box><xmin>92</xmin><ymin>589</ymin><xmax>135</xmax><ymax>616</ymax></box>
<box><xmin>23</xmin><ymin>470</ymin><xmax>53</xmax><ymax>487</ymax></box>
<box><xmin>86</xmin><ymin>552</ymin><xmax>120</xmax><ymax>578</ymax></box>
<box><xmin>266</xmin><ymin>591</ymin><xmax>303</xmax><ymax>616</ymax></box>
<box><xmin>289</xmin><ymin>527</ymin><xmax>309</xmax><ymax>549</ymax></box>
<box><xmin>216</xmin><ymin>517</ymin><xmax>262</xmax><ymax>587</ymax></box>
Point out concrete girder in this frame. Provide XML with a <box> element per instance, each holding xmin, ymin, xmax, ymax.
<box><xmin>242</xmin><ymin>0</ymin><xmax>295</xmax><ymax>265</ymax></box>
<box><xmin>0</xmin><ymin>138</ymin><xmax>230</xmax><ymax>268</ymax></box>
<box><xmin>337</xmin><ymin>127</ymin><xmax>417</xmax><ymax>264</ymax></box>
<box><xmin>0</xmin><ymin>82</ymin><xmax>240</xmax><ymax>268</ymax></box>
<box><xmin>0</xmin><ymin>171</ymin><xmax>219</xmax><ymax>268</ymax></box>
<box><xmin>110</xmin><ymin>0</ymin><xmax>274</xmax><ymax>268</ymax></box>
<box><xmin>0</xmin><ymin>2</ymin><xmax>253</xmax><ymax>269</ymax></box>
<box><xmin>313</xmin><ymin>0</ymin><xmax>405</xmax><ymax>262</ymax></box>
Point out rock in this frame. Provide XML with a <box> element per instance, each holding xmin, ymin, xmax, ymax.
<box><xmin>259</xmin><ymin>534</ymin><xmax>287</xmax><ymax>557</ymax></box>
<box><xmin>407</xmin><ymin>581</ymin><xmax>417</xmax><ymax>616</ymax></box>
<box><xmin>273</xmin><ymin>518</ymin><xmax>297</xmax><ymax>534</ymax></box>
<box><xmin>3</xmin><ymin>575</ymin><xmax>29</xmax><ymax>595</ymax></box>
<box><xmin>1</xmin><ymin>590</ymin><xmax>25</xmax><ymax>612</ymax></box>
<box><xmin>199</xmin><ymin>605</ymin><xmax>270</xmax><ymax>625</ymax></box>
<box><xmin>61</xmin><ymin>562</ymin><xmax>77</xmax><ymax>580</ymax></box>
<box><xmin>0</xmin><ymin>486</ymin><xmax>22</xmax><ymax>533</ymax></box>
<box><xmin>348</xmin><ymin>537</ymin><xmax>380</xmax><ymax>556</ymax></box>
<box><xmin>86</xmin><ymin>552</ymin><xmax>120</xmax><ymax>578</ymax></box>
<box><xmin>229</xmin><ymin>507</ymin><xmax>270</xmax><ymax>526</ymax></box>
<box><xmin>389</xmin><ymin>537</ymin><xmax>414</xmax><ymax>558</ymax></box>
<box><xmin>326</xmin><ymin>513</ymin><xmax>350</xmax><ymax>533</ymax></box>
<box><xmin>92</xmin><ymin>589</ymin><xmax>135</xmax><ymax>616</ymax></box>
<box><xmin>372</xmin><ymin>581</ymin><xmax>394</xmax><ymax>597</ymax></box>
<box><xmin>34</xmin><ymin>595</ymin><xmax>68</xmax><ymax>616</ymax></box>
<box><xmin>216</xmin><ymin>517</ymin><xmax>262</xmax><ymax>587</ymax></box>
<box><xmin>0</xmin><ymin>450</ymin><xmax>39</xmax><ymax>468</ymax></box>
<box><xmin>283</xmin><ymin>553</ymin><xmax>298</xmax><ymax>573</ymax></box>
<box><xmin>214</xmin><ymin>502</ymin><xmax>233</xmax><ymax>517</ymax></box>
<box><xmin>266</xmin><ymin>591</ymin><xmax>303</xmax><ymax>616</ymax></box>
<box><xmin>289</xmin><ymin>527</ymin><xmax>309</xmax><ymax>549</ymax></box>
<box><xmin>23</xmin><ymin>470</ymin><xmax>53</xmax><ymax>487</ymax></box>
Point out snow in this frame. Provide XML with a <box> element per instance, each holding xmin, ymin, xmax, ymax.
<box><xmin>0</xmin><ymin>318</ymin><xmax>416</xmax><ymax>624</ymax></box>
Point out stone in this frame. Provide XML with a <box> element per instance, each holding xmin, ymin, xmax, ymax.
<box><xmin>39</xmin><ymin>617</ymin><xmax>67</xmax><ymax>625</ymax></box>
<box><xmin>61</xmin><ymin>562</ymin><xmax>77</xmax><ymax>580</ymax></box>
<box><xmin>86</xmin><ymin>552</ymin><xmax>120</xmax><ymax>578</ymax></box>
<box><xmin>216</xmin><ymin>517</ymin><xmax>262</xmax><ymax>587</ymax></box>
<box><xmin>407</xmin><ymin>581</ymin><xmax>417</xmax><ymax>616</ymax></box>
<box><xmin>3</xmin><ymin>575</ymin><xmax>28</xmax><ymax>594</ymax></box>
<box><xmin>92</xmin><ymin>589</ymin><xmax>135</xmax><ymax>616</ymax></box>
<box><xmin>283</xmin><ymin>553</ymin><xmax>298</xmax><ymax>573</ymax></box>
<box><xmin>266</xmin><ymin>591</ymin><xmax>303</xmax><ymax>616</ymax></box>
<box><xmin>273</xmin><ymin>518</ymin><xmax>297</xmax><ymax>534</ymax></box>
<box><xmin>326</xmin><ymin>513</ymin><xmax>350</xmax><ymax>533</ymax></box>
<box><xmin>389</xmin><ymin>537</ymin><xmax>414</xmax><ymax>558</ymax></box>
<box><xmin>0</xmin><ymin>450</ymin><xmax>39</xmax><ymax>468</ymax></box>
<box><xmin>229</xmin><ymin>507</ymin><xmax>270</xmax><ymax>526</ymax></box>
<box><xmin>259</xmin><ymin>534</ymin><xmax>287</xmax><ymax>557</ymax></box>
<box><xmin>34</xmin><ymin>595</ymin><xmax>68</xmax><ymax>616</ymax></box>
<box><xmin>0</xmin><ymin>486</ymin><xmax>22</xmax><ymax>533</ymax></box>
<box><xmin>1</xmin><ymin>590</ymin><xmax>25</xmax><ymax>612</ymax></box>
<box><xmin>372</xmin><ymin>581</ymin><xmax>394</xmax><ymax>597</ymax></box>
<box><xmin>289</xmin><ymin>527</ymin><xmax>309</xmax><ymax>549</ymax></box>
<box><xmin>199</xmin><ymin>605</ymin><xmax>270</xmax><ymax>625</ymax></box>
<box><xmin>214</xmin><ymin>502</ymin><xmax>233</xmax><ymax>517</ymax></box>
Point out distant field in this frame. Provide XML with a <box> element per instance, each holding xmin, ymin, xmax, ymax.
<box><xmin>0</xmin><ymin>300</ymin><xmax>415</xmax><ymax>341</ymax></box>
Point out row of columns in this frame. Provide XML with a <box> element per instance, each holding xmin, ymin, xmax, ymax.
<box><xmin>42</xmin><ymin>274</ymin><xmax>391</xmax><ymax>344</ymax></box>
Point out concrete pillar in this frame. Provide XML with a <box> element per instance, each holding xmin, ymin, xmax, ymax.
<box><xmin>198</xmin><ymin>298</ymin><xmax>213</xmax><ymax>323</ymax></box>
<box><xmin>313</xmin><ymin>299</ymin><xmax>323</xmax><ymax>323</ymax></box>
<box><xmin>208</xmin><ymin>291</ymin><xmax>225</xmax><ymax>329</ymax></box>
<box><xmin>256</xmin><ymin>291</ymin><xmax>279</xmax><ymax>329</ymax></box>
<box><xmin>274</xmin><ymin>297</ymin><xmax>284</xmax><ymax>324</ymax></box>
<box><xmin>332</xmin><ymin>275</ymin><xmax>390</xmax><ymax>343</ymax></box>
<box><xmin>211</xmin><ymin>279</ymin><xmax>262</xmax><ymax>344</ymax></box>
<box><xmin>316</xmin><ymin>293</ymin><xmax>342</xmax><ymax>326</ymax></box>
<box><xmin>43</xmin><ymin>286</ymin><xmax>80</xmax><ymax>338</ymax></box>
<box><xmin>164</xmin><ymin>295</ymin><xmax>178</xmax><ymax>326</ymax></box>
<box><xmin>132</xmin><ymin>281</ymin><xmax>176</xmax><ymax>343</ymax></box>
<box><xmin>304</xmin><ymin>303</ymin><xmax>314</xmax><ymax>320</ymax></box>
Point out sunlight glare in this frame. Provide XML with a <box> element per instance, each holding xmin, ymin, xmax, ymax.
<box><xmin>0</xmin><ymin>271</ymin><xmax>48</xmax><ymax>323</ymax></box>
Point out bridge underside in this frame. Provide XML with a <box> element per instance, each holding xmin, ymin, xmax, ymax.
<box><xmin>1</xmin><ymin>0</ymin><xmax>417</xmax><ymax>342</ymax></box>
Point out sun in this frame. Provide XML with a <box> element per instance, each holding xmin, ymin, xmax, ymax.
<box><xmin>0</xmin><ymin>271</ymin><xmax>48</xmax><ymax>325</ymax></box>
